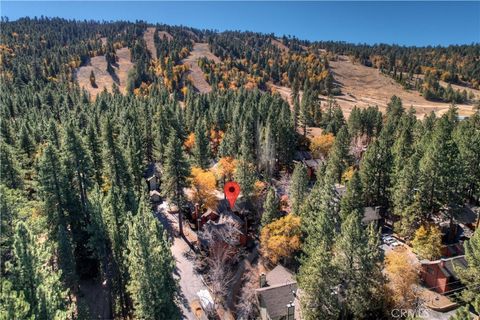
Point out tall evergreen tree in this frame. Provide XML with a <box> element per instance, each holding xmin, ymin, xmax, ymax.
<box><xmin>162</xmin><ymin>130</ymin><xmax>190</xmax><ymax>207</ymax></box>
<box><xmin>333</xmin><ymin>213</ymin><xmax>384</xmax><ymax>319</ymax></box>
<box><xmin>123</xmin><ymin>119</ymin><xmax>144</xmax><ymax>194</ymax></box>
<box><xmin>193</xmin><ymin>121</ymin><xmax>210</xmax><ymax>169</ymax></box>
<box><xmin>234</xmin><ymin>157</ymin><xmax>256</xmax><ymax>201</ymax></box>
<box><xmin>289</xmin><ymin>163</ymin><xmax>308</xmax><ymax>215</ymax></box>
<box><xmin>63</xmin><ymin>125</ymin><xmax>92</xmax><ymax>212</ymax></box>
<box><xmin>360</xmin><ymin>129</ymin><xmax>393</xmax><ymax>207</ymax></box>
<box><xmin>47</xmin><ymin>119</ymin><xmax>61</xmax><ymax>150</ymax></box>
<box><xmin>86</xmin><ymin>123</ymin><xmax>103</xmax><ymax>187</ymax></box>
<box><xmin>126</xmin><ymin>200</ymin><xmax>179</xmax><ymax>319</ymax></box>
<box><xmin>19</xmin><ymin>125</ymin><xmax>34</xmax><ymax>159</ymax></box>
<box><xmin>102</xmin><ymin>118</ymin><xmax>136</xmax><ymax>212</ymax></box>
<box><xmin>261</xmin><ymin>187</ymin><xmax>280</xmax><ymax>227</ymax></box>
<box><xmin>454</xmin><ymin>112</ymin><xmax>480</xmax><ymax>203</ymax></box>
<box><xmin>0</xmin><ymin>279</ymin><xmax>31</xmax><ymax>319</ymax></box>
<box><xmin>418</xmin><ymin>113</ymin><xmax>461</xmax><ymax>217</ymax></box>
<box><xmin>37</xmin><ymin>144</ymin><xmax>68</xmax><ymax>230</ymax></box>
<box><xmin>458</xmin><ymin>228</ymin><xmax>480</xmax><ymax>304</ymax></box>
<box><xmin>298</xmin><ymin>242</ymin><xmax>340</xmax><ymax>320</ymax></box>
<box><xmin>102</xmin><ymin>186</ymin><xmax>131</xmax><ymax>318</ymax></box>
<box><xmin>0</xmin><ymin>141</ymin><xmax>23</xmax><ymax>189</ymax></box>
<box><xmin>339</xmin><ymin>170</ymin><xmax>364</xmax><ymax>221</ymax></box>
<box><xmin>392</xmin><ymin>153</ymin><xmax>422</xmax><ymax>237</ymax></box>
<box><xmin>56</xmin><ymin>225</ymin><xmax>77</xmax><ymax>290</ymax></box>
<box><xmin>326</xmin><ymin>125</ymin><xmax>350</xmax><ymax>183</ymax></box>
<box><xmin>8</xmin><ymin>222</ymin><xmax>71</xmax><ymax>319</ymax></box>
<box><xmin>298</xmin><ymin>168</ymin><xmax>341</xmax><ymax>319</ymax></box>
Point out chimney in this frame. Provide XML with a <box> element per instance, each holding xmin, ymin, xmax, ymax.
<box><xmin>193</xmin><ymin>203</ymin><xmax>200</xmax><ymax>220</ymax></box>
<box><xmin>197</xmin><ymin>217</ymin><xmax>202</xmax><ymax>231</ymax></box>
<box><xmin>286</xmin><ymin>301</ymin><xmax>295</xmax><ymax>320</ymax></box>
<box><xmin>259</xmin><ymin>273</ymin><xmax>267</xmax><ymax>288</ymax></box>
<box><xmin>440</xmin><ymin>259</ymin><xmax>446</xmax><ymax>268</ymax></box>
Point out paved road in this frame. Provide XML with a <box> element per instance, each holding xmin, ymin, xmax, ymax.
<box><xmin>156</xmin><ymin>202</ymin><xmax>208</xmax><ymax>320</ymax></box>
<box><xmin>420</xmin><ymin>308</ymin><xmax>457</xmax><ymax>320</ymax></box>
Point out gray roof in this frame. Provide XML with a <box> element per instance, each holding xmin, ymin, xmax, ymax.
<box><xmin>304</xmin><ymin>159</ymin><xmax>323</xmax><ymax>170</ymax></box>
<box><xmin>266</xmin><ymin>265</ymin><xmax>295</xmax><ymax>287</ymax></box>
<box><xmin>421</xmin><ymin>256</ymin><xmax>468</xmax><ymax>280</ymax></box>
<box><xmin>362</xmin><ymin>207</ymin><xmax>381</xmax><ymax>224</ymax></box>
<box><xmin>455</xmin><ymin>205</ymin><xmax>479</xmax><ymax>225</ymax></box>
<box><xmin>217</xmin><ymin>197</ymin><xmax>252</xmax><ymax>214</ymax></box>
<box><xmin>256</xmin><ymin>282</ymin><xmax>298</xmax><ymax>320</ymax></box>
<box><xmin>218</xmin><ymin>211</ymin><xmax>244</xmax><ymax>228</ymax></box>
<box><xmin>440</xmin><ymin>256</ymin><xmax>467</xmax><ymax>279</ymax></box>
<box><xmin>294</xmin><ymin>150</ymin><xmax>312</xmax><ymax>161</ymax></box>
<box><xmin>256</xmin><ymin>266</ymin><xmax>298</xmax><ymax>320</ymax></box>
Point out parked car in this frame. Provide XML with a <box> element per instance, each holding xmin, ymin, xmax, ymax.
<box><xmin>391</xmin><ymin>241</ymin><xmax>402</xmax><ymax>248</ymax></box>
<box><xmin>382</xmin><ymin>236</ymin><xmax>394</xmax><ymax>244</ymax></box>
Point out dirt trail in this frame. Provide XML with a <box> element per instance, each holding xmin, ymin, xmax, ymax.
<box><xmin>158</xmin><ymin>30</ymin><xmax>173</xmax><ymax>41</ymax></box>
<box><xmin>76</xmin><ymin>47</ymin><xmax>133</xmax><ymax>98</ymax></box>
<box><xmin>269</xmin><ymin>83</ymin><xmax>294</xmax><ymax>105</ymax></box>
<box><xmin>143</xmin><ymin>27</ymin><xmax>157</xmax><ymax>59</ymax></box>
<box><xmin>182</xmin><ymin>43</ymin><xmax>221</xmax><ymax>93</ymax></box>
<box><xmin>271</xmin><ymin>38</ymin><xmax>289</xmax><ymax>52</ymax></box>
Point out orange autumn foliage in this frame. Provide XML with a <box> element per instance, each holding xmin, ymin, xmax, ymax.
<box><xmin>210</xmin><ymin>129</ymin><xmax>224</xmax><ymax>155</ymax></box>
<box><xmin>254</xmin><ymin>180</ymin><xmax>267</xmax><ymax>198</ymax></box>
<box><xmin>189</xmin><ymin>167</ymin><xmax>218</xmax><ymax>210</ymax></box>
<box><xmin>216</xmin><ymin>157</ymin><xmax>237</xmax><ymax>180</ymax></box>
<box><xmin>184</xmin><ymin>133</ymin><xmax>195</xmax><ymax>152</ymax></box>
<box><xmin>310</xmin><ymin>133</ymin><xmax>335</xmax><ymax>158</ymax></box>
<box><xmin>260</xmin><ymin>214</ymin><xmax>302</xmax><ymax>265</ymax></box>
<box><xmin>385</xmin><ymin>248</ymin><xmax>420</xmax><ymax>309</ymax></box>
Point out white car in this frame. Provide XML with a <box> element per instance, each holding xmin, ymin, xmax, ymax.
<box><xmin>391</xmin><ymin>241</ymin><xmax>402</xmax><ymax>248</ymax></box>
<box><xmin>382</xmin><ymin>236</ymin><xmax>394</xmax><ymax>244</ymax></box>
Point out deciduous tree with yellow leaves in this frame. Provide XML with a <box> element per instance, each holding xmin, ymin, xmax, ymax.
<box><xmin>385</xmin><ymin>248</ymin><xmax>420</xmax><ymax>310</ymax></box>
<box><xmin>310</xmin><ymin>133</ymin><xmax>335</xmax><ymax>158</ymax></box>
<box><xmin>260</xmin><ymin>214</ymin><xmax>301</xmax><ymax>265</ymax></box>
<box><xmin>216</xmin><ymin>156</ymin><xmax>237</xmax><ymax>181</ymax></box>
<box><xmin>184</xmin><ymin>133</ymin><xmax>195</xmax><ymax>153</ymax></box>
<box><xmin>411</xmin><ymin>225</ymin><xmax>442</xmax><ymax>260</ymax></box>
<box><xmin>189</xmin><ymin>167</ymin><xmax>218</xmax><ymax>211</ymax></box>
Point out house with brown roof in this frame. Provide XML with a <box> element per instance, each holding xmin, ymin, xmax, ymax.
<box><xmin>255</xmin><ymin>265</ymin><xmax>300</xmax><ymax>320</ymax></box>
<box><xmin>420</xmin><ymin>256</ymin><xmax>467</xmax><ymax>294</ymax></box>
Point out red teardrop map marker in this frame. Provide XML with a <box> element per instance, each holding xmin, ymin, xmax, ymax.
<box><xmin>224</xmin><ymin>181</ymin><xmax>240</xmax><ymax>210</ymax></box>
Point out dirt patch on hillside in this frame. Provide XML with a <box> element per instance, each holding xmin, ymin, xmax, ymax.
<box><xmin>158</xmin><ymin>31</ymin><xmax>173</xmax><ymax>41</ymax></box>
<box><xmin>182</xmin><ymin>43</ymin><xmax>221</xmax><ymax>93</ymax></box>
<box><xmin>76</xmin><ymin>47</ymin><xmax>133</xmax><ymax>98</ymax></box>
<box><xmin>328</xmin><ymin>55</ymin><xmax>475</xmax><ymax>118</ymax></box>
<box><xmin>269</xmin><ymin>83</ymin><xmax>294</xmax><ymax>105</ymax></box>
<box><xmin>271</xmin><ymin>39</ymin><xmax>289</xmax><ymax>52</ymax></box>
<box><xmin>144</xmin><ymin>27</ymin><xmax>157</xmax><ymax>59</ymax></box>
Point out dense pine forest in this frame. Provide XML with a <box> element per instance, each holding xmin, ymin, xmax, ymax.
<box><xmin>1</xmin><ymin>17</ymin><xmax>479</xmax><ymax>320</ymax></box>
